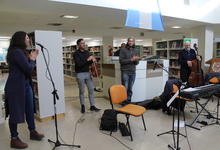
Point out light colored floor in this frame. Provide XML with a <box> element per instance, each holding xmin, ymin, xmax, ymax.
<box><xmin>0</xmin><ymin>75</ymin><xmax>220</xmax><ymax>150</ymax></box>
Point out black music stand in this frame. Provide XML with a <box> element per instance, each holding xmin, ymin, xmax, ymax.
<box><xmin>166</xmin><ymin>84</ymin><xmax>186</xmax><ymax>150</ymax></box>
<box><xmin>154</xmin><ymin>61</ymin><xmax>185</xmax><ymax>150</ymax></box>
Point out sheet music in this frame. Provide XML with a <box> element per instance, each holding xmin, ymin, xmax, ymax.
<box><xmin>166</xmin><ymin>85</ymin><xmax>186</xmax><ymax>107</ymax></box>
<box><xmin>167</xmin><ymin>90</ymin><xmax>179</xmax><ymax>107</ymax></box>
<box><xmin>182</xmin><ymin>87</ymin><xmax>199</xmax><ymax>92</ymax></box>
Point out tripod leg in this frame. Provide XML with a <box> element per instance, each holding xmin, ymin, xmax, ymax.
<box><xmin>157</xmin><ymin>130</ymin><xmax>175</xmax><ymax>136</ymax></box>
<box><xmin>172</xmin><ymin>108</ymin><xmax>176</xmax><ymax>148</ymax></box>
<box><xmin>217</xmin><ymin>97</ymin><xmax>219</xmax><ymax>124</ymax></box>
<box><xmin>60</xmin><ymin>143</ymin><xmax>81</xmax><ymax>148</ymax></box>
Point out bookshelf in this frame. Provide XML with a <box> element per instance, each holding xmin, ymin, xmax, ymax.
<box><xmin>62</xmin><ymin>45</ymin><xmax>103</xmax><ymax>78</ymax></box>
<box><xmin>63</xmin><ymin>45</ymin><xmax>77</xmax><ymax>78</ymax></box>
<box><xmin>168</xmin><ymin>39</ymin><xmax>184</xmax><ymax>78</ymax></box>
<box><xmin>29</xmin><ymin>30</ymin><xmax>65</xmax><ymax>122</ymax></box>
<box><xmin>216</xmin><ymin>42</ymin><xmax>220</xmax><ymax>57</ymax></box>
<box><xmin>155</xmin><ymin>38</ymin><xmax>198</xmax><ymax>78</ymax></box>
<box><xmin>143</xmin><ymin>46</ymin><xmax>153</xmax><ymax>56</ymax></box>
<box><xmin>155</xmin><ymin>41</ymin><xmax>168</xmax><ymax>59</ymax></box>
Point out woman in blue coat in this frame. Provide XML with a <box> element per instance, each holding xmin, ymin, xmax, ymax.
<box><xmin>4</xmin><ymin>31</ymin><xmax>44</xmax><ymax>149</ymax></box>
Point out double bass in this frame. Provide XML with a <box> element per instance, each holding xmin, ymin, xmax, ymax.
<box><xmin>188</xmin><ymin>46</ymin><xmax>204</xmax><ymax>87</ymax></box>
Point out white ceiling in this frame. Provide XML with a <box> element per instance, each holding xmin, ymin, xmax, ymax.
<box><xmin>0</xmin><ymin>0</ymin><xmax>219</xmax><ymax>40</ymax></box>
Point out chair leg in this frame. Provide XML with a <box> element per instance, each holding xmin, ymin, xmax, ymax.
<box><xmin>126</xmin><ymin>115</ymin><xmax>133</xmax><ymax>141</ymax></box>
<box><xmin>141</xmin><ymin>114</ymin><xmax>146</xmax><ymax>131</ymax></box>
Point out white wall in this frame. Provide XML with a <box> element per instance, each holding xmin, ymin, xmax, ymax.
<box><xmin>35</xmin><ymin>30</ymin><xmax>65</xmax><ymax>118</ymax></box>
<box><xmin>204</xmin><ymin>28</ymin><xmax>214</xmax><ymax>62</ymax></box>
<box><xmin>0</xmin><ymin>40</ymin><xmax>9</xmax><ymax>48</ymax></box>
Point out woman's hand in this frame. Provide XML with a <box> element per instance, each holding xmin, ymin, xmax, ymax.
<box><xmin>29</xmin><ymin>49</ymin><xmax>39</xmax><ymax>61</ymax></box>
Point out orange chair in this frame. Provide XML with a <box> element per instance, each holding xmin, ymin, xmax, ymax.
<box><xmin>209</xmin><ymin>77</ymin><xmax>220</xmax><ymax>84</ymax></box>
<box><xmin>109</xmin><ymin>85</ymin><xmax>146</xmax><ymax>141</ymax></box>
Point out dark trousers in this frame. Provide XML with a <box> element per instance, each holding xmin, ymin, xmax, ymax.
<box><xmin>121</xmin><ymin>71</ymin><xmax>136</xmax><ymax>103</ymax></box>
<box><xmin>180</xmin><ymin>67</ymin><xmax>191</xmax><ymax>82</ymax></box>
<box><xmin>9</xmin><ymin>81</ymin><xmax>35</xmax><ymax>138</ymax></box>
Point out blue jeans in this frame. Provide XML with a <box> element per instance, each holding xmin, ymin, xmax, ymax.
<box><xmin>121</xmin><ymin>71</ymin><xmax>136</xmax><ymax>103</ymax></box>
<box><xmin>76</xmin><ymin>72</ymin><xmax>95</xmax><ymax>106</ymax></box>
<box><xmin>9</xmin><ymin>81</ymin><xmax>35</xmax><ymax>138</ymax></box>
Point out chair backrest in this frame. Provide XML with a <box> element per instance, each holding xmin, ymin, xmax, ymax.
<box><xmin>172</xmin><ymin>84</ymin><xmax>179</xmax><ymax>94</ymax></box>
<box><xmin>109</xmin><ymin>85</ymin><xmax>127</xmax><ymax>105</ymax></box>
<box><xmin>209</xmin><ymin>77</ymin><xmax>219</xmax><ymax>84</ymax></box>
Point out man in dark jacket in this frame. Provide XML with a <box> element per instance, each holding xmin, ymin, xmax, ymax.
<box><xmin>119</xmin><ymin>37</ymin><xmax>141</xmax><ymax>104</ymax></box>
<box><xmin>73</xmin><ymin>39</ymin><xmax>100</xmax><ymax>113</ymax></box>
<box><xmin>178</xmin><ymin>41</ymin><xmax>201</xmax><ymax>82</ymax></box>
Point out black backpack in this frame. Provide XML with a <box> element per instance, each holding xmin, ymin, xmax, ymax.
<box><xmin>100</xmin><ymin>109</ymin><xmax>117</xmax><ymax>132</ymax></box>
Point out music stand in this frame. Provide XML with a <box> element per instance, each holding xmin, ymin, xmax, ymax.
<box><xmin>154</xmin><ymin>61</ymin><xmax>185</xmax><ymax>150</ymax></box>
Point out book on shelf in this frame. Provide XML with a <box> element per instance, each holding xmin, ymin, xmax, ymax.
<box><xmin>169</xmin><ymin>40</ymin><xmax>183</xmax><ymax>49</ymax></box>
<box><xmin>156</xmin><ymin>41</ymin><xmax>167</xmax><ymax>49</ymax></box>
<box><xmin>217</xmin><ymin>42</ymin><xmax>220</xmax><ymax>49</ymax></box>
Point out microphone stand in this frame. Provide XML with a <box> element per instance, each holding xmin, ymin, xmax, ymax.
<box><xmin>37</xmin><ymin>45</ymin><xmax>81</xmax><ymax>150</ymax></box>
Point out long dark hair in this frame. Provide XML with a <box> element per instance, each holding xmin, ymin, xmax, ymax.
<box><xmin>6</xmin><ymin>31</ymin><xmax>28</xmax><ymax>63</ymax></box>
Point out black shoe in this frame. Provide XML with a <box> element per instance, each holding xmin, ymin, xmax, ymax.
<box><xmin>90</xmin><ymin>106</ymin><xmax>101</xmax><ymax>112</ymax></box>
<box><xmin>81</xmin><ymin>105</ymin><xmax>85</xmax><ymax>113</ymax></box>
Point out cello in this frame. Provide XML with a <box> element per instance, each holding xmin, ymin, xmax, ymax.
<box><xmin>188</xmin><ymin>46</ymin><xmax>204</xmax><ymax>87</ymax></box>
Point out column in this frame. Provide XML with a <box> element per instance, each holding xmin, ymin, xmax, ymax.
<box><xmin>102</xmin><ymin>36</ymin><xmax>113</xmax><ymax>64</ymax></box>
<box><xmin>190</xmin><ymin>26</ymin><xmax>214</xmax><ymax>68</ymax></box>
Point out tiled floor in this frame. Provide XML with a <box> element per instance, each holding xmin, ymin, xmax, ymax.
<box><xmin>0</xmin><ymin>74</ymin><xmax>220</xmax><ymax>150</ymax></box>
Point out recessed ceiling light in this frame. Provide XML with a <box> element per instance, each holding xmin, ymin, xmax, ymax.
<box><xmin>171</xmin><ymin>26</ymin><xmax>182</xmax><ymax>29</ymax></box>
<box><xmin>93</xmin><ymin>40</ymin><xmax>101</xmax><ymax>42</ymax></box>
<box><xmin>0</xmin><ymin>36</ymin><xmax>10</xmax><ymax>40</ymax></box>
<box><xmin>61</xmin><ymin>15</ymin><xmax>79</xmax><ymax>19</ymax></box>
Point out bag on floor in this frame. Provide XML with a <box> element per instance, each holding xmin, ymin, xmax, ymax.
<box><xmin>145</xmin><ymin>97</ymin><xmax>162</xmax><ymax>110</ymax></box>
<box><xmin>100</xmin><ymin>109</ymin><xmax>117</xmax><ymax>132</ymax></box>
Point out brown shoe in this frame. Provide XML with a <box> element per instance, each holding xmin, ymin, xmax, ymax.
<box><xmin>30</xmin><ymin>130</ymin><xmax>44</xmax><ymax>141</ymax></box>
<box><xmin>11</xmin><ymin>137</ymin><xmax>28</xmax><ymax>149</ymax></box>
